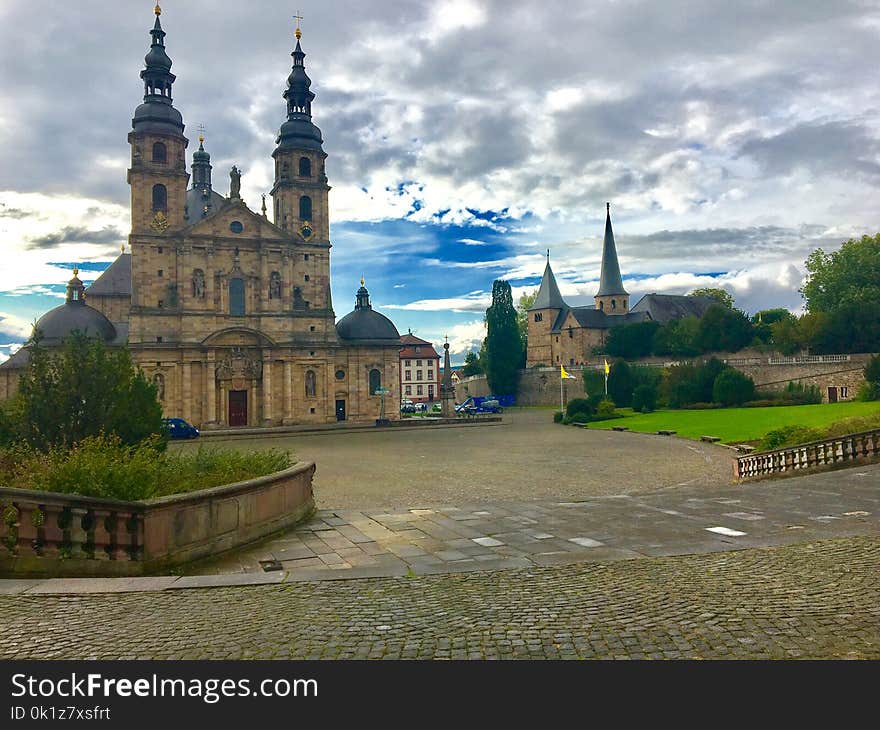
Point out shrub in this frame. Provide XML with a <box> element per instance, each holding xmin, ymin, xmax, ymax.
<box><xmin>0</xmin><ymin>435</ymin><xmax>293</xmax><ymax>502</ymax></box>
<box><xmin>858</xmin><ymin>381</ymin><xmax>880</xmax><ymax>402</ymax></box>
<box><xmin>566</xmin><ymin>398</ymin><xmax>593</xmax><ymax>418</ymax></box>
<box><xmin>581</xmin><ymin>369</ymin><xmax>605</xmax><ymax>398</ymax></box>
<box><xmin>607</xmin><ymin>361</ymin><xmax>634</xmax><ymax>408</ymax></box>
<box><xmin>760</xmin><ymin>426</ymin><xmax>825</xmax><ymax>451</ymax></box>
<box><xmin>631</xmin><ymin>384</ymin><xmax>657</xmax><ymax>413</ymax></box>
<box><xmin>563</xmin><ymin>411</ymin><xmax>592</xmax><ymax>425</ymax></box>
<box><xmin>553</xmin><ymin>411</ymin><xmax>564</xmax><ymax>423</ymax></box>
<box><xmin>596</xmin><ymin>399</ymin><xmax>616</xmax><ymax>417</ymax></box>
<box><xmin>782</xmin><ymin>381</ymin><xmax>822</xmax><ymax>405</ymax></box>
<box><xmin>712</xmin><ymin>369</ymin><xmax>756</xmax><ymax>406</ymax></box>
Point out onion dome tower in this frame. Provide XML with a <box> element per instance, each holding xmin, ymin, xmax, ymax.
<box><xmin>128</xmin><ymin>3</ymin><xmax>189</xmax><ymax>234</ymax></box>
<box><xmin>270</xmin><ymin>19</ymin><xmax>330</xmax><ymax>241</ymax></box>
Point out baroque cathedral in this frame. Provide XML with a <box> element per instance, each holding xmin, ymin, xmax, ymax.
<box><xmin>0</xmin><ymin>5</ymin><xmax>402</xmax><ymax>427</ymax></box>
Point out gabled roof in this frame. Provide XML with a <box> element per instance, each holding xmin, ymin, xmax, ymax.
<box><xmin>400</xmin><ymin>333</ymin><xmax>433</xmax><ymax>347</ymax></box>
<box><xmin>182</xmin><ymin>197</ymin><xmax>292</xmax><ymax>240</ymax></box>
<box><xmin>87</xmin><ymin>253</ymin><xmax>131</xmax><ymax>297</ymax></box>
<box><xmin>631</xmin><ymin>294</ymin><xmax>715</xmax><ymax>324</ymax></box>
<box><xmin>597</xmin><ymin>204</ymin><xmax>627</xmax><ymax>297</ymax></box>
<box><xmin>530</xmin><ymin>261</ymin><xmax>567</xmax><ymax>311</ymax></box>
<box><xmin>551</xmin><ymin>306</ymin><xmax>651</xmax><ymax>332</ymax></box>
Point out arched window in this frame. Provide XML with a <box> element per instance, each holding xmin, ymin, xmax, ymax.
<box><xmin>299</xmin><ymin>157</ymin><xmax>311</xmax><ymax>177</ymax></box>
<box><xmin>305</xmin><ymin>370</ymin><xmax>316</xmax><ymax>398</ymax></box>
<box><xmin>152</xmin><ymin>142</ymin><xmax>167</xmax><ymax>164</ymax></box>
<box><xmin>229</xmin><ymin>277</ymin><xmax>245</xmax><ymax>316</ymax></box>
<box><xmin>534</xmin><ymin>313</ymin><xmax>543</xmax><ymax>322</ymax></box>
<box><xmin>152</xmin><ymin>184</ymin><xmax>167</xmax><ymax>212</ymax></box>
<box><xmin>598</xmin><ymin>300</ymin><xmax>604</xmax><ymax>311</ymax></box>
<box><xmin>369</xmin><ymin>369</ymin><xmax>381</xmax><ymax>396</ymax></box>
<box><xmin>611</xmin><ymin>299</ymin><xmax>617</xmax><ymax>311</ymax></box>
<box><xmin>299</xmin><ymin>195</ymin><xmax>312</xmax><ymax>221</ymax></box>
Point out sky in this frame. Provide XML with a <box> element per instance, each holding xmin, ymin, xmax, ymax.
<box><xmin>1</xmin><ymin>0</ymin><xmax>879</xmax><ymax>364</ymax></box>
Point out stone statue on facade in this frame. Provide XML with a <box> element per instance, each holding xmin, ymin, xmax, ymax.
<box><xmin>269</xmin><ymin>271</ymin><xmax>282</xmax><ymax>300</ymax></box>
<box><xmin>192</xmin><ymin>269</ymin><xmax>206</xmax><ymax>300</ymax></box>
<box><xmin>230</xmin><ymin>166</ymin><xmax>241</xmax><ymax>199</ymax></box>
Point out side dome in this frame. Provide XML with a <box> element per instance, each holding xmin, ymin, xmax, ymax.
<box><xmin>336</xmin><ymin>282</ymin><xmax>401</xmax><ymax>345</ymax></box>
<box><xmin>33</xmin><ymin>273</ymin><xmax>117</xmax><ymax>345</ymax></box>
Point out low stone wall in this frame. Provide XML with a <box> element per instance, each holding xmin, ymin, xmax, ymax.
<box><xmin>735</xmin><ymin>429</ymin><xmax>880</xmax><ymax>480</ymax></box>
<box><xmin>456</xmin><ymin>368</ymin><xmax>591</xmax><ymax>407</ymax></box>
<box><xmin>0</xmin><ymin>462</ymin><xmax>315</xmax><ymax>577</ymax></box>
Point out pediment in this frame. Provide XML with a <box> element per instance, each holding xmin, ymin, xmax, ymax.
<box><xmin>202</xmin><ymin>327</ymin><xmax>277</xmax><ymax>347</ymax></box>
<box><xmin>183</xmin><ymin>199</ymin><xmax>291</xmax><ymax>241</ymax></box>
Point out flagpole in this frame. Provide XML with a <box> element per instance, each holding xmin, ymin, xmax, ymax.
<box><xmin>560</xmin><ymin>366</ymin><xmax>564</xmax><ymax>414</ymax></box>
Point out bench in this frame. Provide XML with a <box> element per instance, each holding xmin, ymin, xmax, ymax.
<box><xmin>612</xmin><ymin>426</ymin><xmax>629</xmax><ymax>432</ymax></box>
<box><xmin>735</xmin><ymin>444</ymin><xmax>756</xmax><ymax>454</ymax></box>
<box><xmin>571</xmin><ymin>422</ymin><xmax>590</xmax><ymax>428</ymax></box>
<box><xmin>657</xmin><ymin>430</ymin><xmax>677</xmax><ymax>436</ymax></box>
<box><xmin>700</xmin><ymin>435</ymin><xmax>721</xmax><ymax>443</ymax></box>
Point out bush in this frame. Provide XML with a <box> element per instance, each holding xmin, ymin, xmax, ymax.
<box><xmin>712</xmin><ymin>369</ymin><xmax>756</xmax><ymax>406</ymax></box>
<box><xmin>631</xmin><ymin>385</ymin><xmax>657</xmax><ymax>413</ymax></box>
<box><xmin>563</xmin><ymin>412</ymin><xmax>592</xmax><ymax>425</ymax></box>
<box><xmin>858</xmin><ymin>381</ymin><xmax>880</xmax><ymax>402</ymax></box>
<box><xmin>782</xmin><ymin>381</ymin><xmax>822</xmax><ymax>405</ymax></box>
<box><xmin>607</xmin><ymin>361</ymin><xmax>634</xmax><ymax>408</ymax></box>
<box><xmin>566</xmin><ymin>398</ymin><xmax>593</xmax><ymax>418</ymax></box>
<box><xmin>553</xmin><ymin>411</ymin><xmax>564</xmax><ymax>423</ymax></box>
<box><xmin>596</xmin><ymin>399</ymin><xmax>617</xmax><ymax>417</ymax></box>
<box><xmin>760</xmin><ymin>426</ymin><xmax>825</xmax><ymax>451</ymax></box>
<box><xmin>682</xmin><ymin>402</ymin><xmax>724</xmax><ymax>410</ymax></box>
<box><xmin>0</xmin><ymin>435</ymin><xmax>293</xmax><ymax>502</ymax></box>
<box><xmin>581</xmin><ymin>368</ymin><xmax>605</xmax><ymax>398</ymax></box>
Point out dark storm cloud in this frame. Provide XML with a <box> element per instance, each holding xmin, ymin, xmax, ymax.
<box><xmin>738</xmin><ymin>121</ymin><xmax>880</xmax><ymax>180</ymax></box>
<box><xmin>27</xmin><ymin>225</ymin><xmax>124</xmax><ymax>250</ymax></box>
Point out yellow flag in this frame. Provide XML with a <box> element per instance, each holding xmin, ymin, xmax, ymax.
<box><xmin>560</xmin><ymin>365</ymin><xmax>575</xmax><ymax>380</ymax></box>
<box><xmin>604</xmin><ymin>359</ymin><xmax>610</xmax><ymax>375</ymax></box>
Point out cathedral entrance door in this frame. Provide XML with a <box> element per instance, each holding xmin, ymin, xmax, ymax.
<box><xmin>335</xmin><ymin>400</ymin><xmax>346</xmax><ymax>422</ymax></box>
<box><xmin>229</xmin><ymin>390</ymin><xmax>248</xmax><ymax>427</ymax></box>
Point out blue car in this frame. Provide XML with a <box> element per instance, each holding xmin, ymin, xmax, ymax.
<box><xmin>162</xmin><ymin>417</ymin><xmax>200</xmax><ymax>440</ymax></box>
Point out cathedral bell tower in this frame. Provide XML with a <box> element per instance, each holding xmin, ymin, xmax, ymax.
<box><xmin>270</xmin><ymin>21</ymin><xmax>330</xmax><ymax>243</ymax></box>
<box><xmin>127</xmin><ymin>3</ymin><xmax>189</xmax><ymax>235</ymax></box>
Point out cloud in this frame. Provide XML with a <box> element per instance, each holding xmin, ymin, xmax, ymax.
<box><xmin>27</xmin><ymin>225</ymin><xmax>125</xmax><ymax>250</ymax></box>
<box><xmin>0</xmin><ymin>310</ymin><xmax>33</xmax><ymax>340</ymax></box>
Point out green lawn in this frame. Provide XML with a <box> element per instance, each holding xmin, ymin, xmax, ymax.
<box><xmin>588</xmin><ymin>400</ymin><xmax>880</xmax><ymax>444</ymax></box>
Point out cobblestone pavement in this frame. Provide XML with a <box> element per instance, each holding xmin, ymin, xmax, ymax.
<box><xmin>1</xmin><ymin>537</ymin><xmax>877</xmax><ymax>659</ymax></box>
<box><xmin>188</xmin><ymin>462</ymin><xmax>880</xmax><ymax>579</ymax></box>
<box><xmin>179</xmin><ymin>409</ymin><xmax>734</xmax><ymax>509</ymax></box>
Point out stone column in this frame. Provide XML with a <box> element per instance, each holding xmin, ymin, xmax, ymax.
<box><xmin>206</xmin><ymin>353</ymin><xmax>217</xmax><ymax>427</ymax></box>
<box><xmin>260</xmin><ymin>250</ymin><xmax>269</xmax><ymax>314</ymax></box>
<box><xmin>182</xmin><ymin>361</ymin><xmax>192</xmax><ymax>423</ymax></box>
<box><xmin>263</xmin><ymin>358</ymin><xmax>273</xmax><ymax>425</ymax></box>
<box><xmin>283</xmin><ymin>360</ymin><xmax>293</xmax><ymax>424</ymax></box>
<box><xmin>282</xmin><ymin>252</ymin><xmax>292</xmax><ymax>311</ymax></box>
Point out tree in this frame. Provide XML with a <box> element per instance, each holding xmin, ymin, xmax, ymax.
<box><xmin>483</xmin><ymin>280</ymin><xmax>522</xmax><ymax>395</ymax></box>
<box><xmin>632</xmin><ymin>384</ymin><xmax>657</xmax><ymax>413</ymax></box>
<box><xmin>4</xmin><ymin>332</ymin><xmax>164</xmax><ymax>451</ymax></box>
<box><xmin>696</xmin><ymin>305</ymin><xmax>754</xmax><ymax>353</ymax></box>
<box><xmin>802</xmin><ymin>233</ymin><xmax>880</xmax><ymax>314</ymax></box>
<box><xmin>862</xmin><ymin>355</ymin><xmax>880</xmax><ymax>401</ymax></box>
<box><xmin>516</xmin><ymin>289</ymin><xmax>537</xmax><ymax>357</ymax></box>
<box><xmin>607</xmin><ymin>360</ymin><xmax>635</xmax><ymax>408</ymax></box>
<box><xmin>752</xmin><ymin>308</ymin><xmax>795</xmax><ymax>345</ymax></box>
<box><xmin>605</xmin><ymin>321</ymin><xmax>661</xmax><ymax>359</ymax></box>
<box><xmin>712</xmin><ymin>369</ymin><xmax>755</xmax><ymax>406</ymax></box>
<box><xmin>809</xmin><ymin>301</ymin><xmax>880</xmax><ymax>354</ymax></box>
<box><xmin>461</xmin><ymin>351</ymin><xmax>483</xmax><ymax>377</ymax></box>
<box><xmin>652</xmin><ymin>316</ymin><xmax>701</xmax><ymax>357</ymax></box>
<box><xmin>690</xmin><ymin>287</ymin><xmax>735</xmax><ymax>309</ymax></box>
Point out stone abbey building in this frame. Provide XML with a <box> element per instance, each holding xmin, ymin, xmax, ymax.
<box><xmin>0</xmin><ymin>7</ymin><xmax>402</xmax><ymax>428</ymax></box>
<box><xmin>527</xmin><ymin>204</ymin><xmax>714</xmax><ymax>368</ymax></box>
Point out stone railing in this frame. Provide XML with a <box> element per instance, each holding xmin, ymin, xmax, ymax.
<box><xmin>735</xmin><ymin>429</ymin><xmax>880</xmax><ymax>480</ymax></box>
<box><xmin>0</xmin><ymin>462</ymin><xmax>315</xmax><ymax>577</ymax></box>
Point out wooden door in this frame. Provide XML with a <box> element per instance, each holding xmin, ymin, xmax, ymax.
<box><xmin>335</xmin><ymin>399</ymin><xmax>346</xmax><ymax>422</ymax></box>
<box><xmin>229</xmin><ymin>390</ymin><xmax>248</xmax><ymax>426</ymax></box>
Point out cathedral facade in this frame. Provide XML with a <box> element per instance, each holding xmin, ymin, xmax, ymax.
<box><xmin>0</xmin><ymin>7</ymin><xmax>402</xmax><ymax>428</ymax></box>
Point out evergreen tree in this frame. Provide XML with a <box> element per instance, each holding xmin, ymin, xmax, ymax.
<box><xmin>5</xmin><ymin>332</ymin><xmax>164</xmax><ymax>450</ymax></box>
<box><xmin>484</xmin><ymin>280</ymin><xmax>522</xmax><ymax>395</ymax></box>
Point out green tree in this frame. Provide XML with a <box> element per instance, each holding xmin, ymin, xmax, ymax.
<box><xmin>632</xmin><ymin>384</ymin><xmax>657</xmax><ymax>413</ymax></box>
<box><xmin>460</xmin><ymin>351</ymin><xmax>483</xmax><ymax>377</ymax></box>
<box><xmin>690</xmin><ymin>287</ymin><xmax>735</xmax><ymax>309</ymax></box>
<box><xmin>652</xmin><ymin>316</ymin><xmax>701</xmax><ymax>357</ymax></box>
<box><xmin>809</xmin><ymin>301</ymin><xmax>880</xmax><ymax>354</ymax></box>
<box><xmin>5</xmin><ymin>332</ymin><xmax>164</xmax><ymax>451</ymax></box>
<box><xmin>607</xmin><ymin>360</ymin><xmax>635</xmax><ymax>408</ymax></box>
<box><xmin>862</xmin><ymin>354</ymin><xmax>880</xmax><ymax>401</ymax></box>
<box><xmin>802</xmin><ymin>233</ymin><xmax>880</xmax><ymax>314</ymax></box>
<box><xmin>516</xmin><ymin>289</ymin><xmax>537</xmax><ymax>356</ymax></box>
<box><xmin>696</xmin><ymin>305</ymin><xmax>754</xmax><ymax>353</ymax></box>
<box><xmin>484</xmin><ymin>280</ymin><xmax>522</xmax><ymax>395</ymax></box>
<box><xmin>712</xmin><ymin>369</ymin><xmax>756</xmax><ymax>406</ymax></box>
<box><xmin>605</xmin><ymin>321</ymin><xmax>661</xmax><ymax>359</ymax></box>
<box><xmin>752</xmin><ymin>308</ymin><xmax>795</xmax><ymax>345</ymax></box>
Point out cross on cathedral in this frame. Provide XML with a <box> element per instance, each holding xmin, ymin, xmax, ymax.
<box><xmin>294</xmin><ymin>11</ymin><xmax>304</xmax><ymax>39</ymax></box>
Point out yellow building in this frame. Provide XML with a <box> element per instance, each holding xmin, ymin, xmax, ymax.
<box><xmin>0</xmin><ymin>7</ymin><xmax>401</xmax><ymax>428</ymax></box>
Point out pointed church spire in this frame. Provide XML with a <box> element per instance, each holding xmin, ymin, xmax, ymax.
<box><xmin>596</xmin><ymin>202</ymin><xmax>627</xmax><ymax>297</ymax></box>
<box><xmin>191</xmin><ymin>129</ymin><xmax>212</xmax><ymax>195</ymax></box>
<box><xmin>132</xmin><ymin>2</ymin><xmax>184</xmax><ymax>134</ymax></box>
<box><xmin>530</xmin><ymin>260</ymin><xmax>567</xmax><ymax>311</ymax></box>
<box><xmin>275</xmin><ymin>20</ymin><xmax>324</xmax><ymax>152</ymax></box>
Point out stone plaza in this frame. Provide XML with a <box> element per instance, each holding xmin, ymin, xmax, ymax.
<box><xmin>0</xmin><ymin>410</ymin><xmax>877</xmax><ymax>660</ymax></box>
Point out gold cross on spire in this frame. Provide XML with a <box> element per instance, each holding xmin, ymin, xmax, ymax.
<box><xmin>154</xmin><ymin>2</ymin><xmax>161</xmax><ymax>16</ymax></box>
<box><xmin>294</xmin><ymin>11</ymin><xmax>304</xmax><ymax>39</ymax></box>
<box><xmin>197</xmin><ymin>123</ymin><xmax>206</xmax><ymax>144</ymax></box>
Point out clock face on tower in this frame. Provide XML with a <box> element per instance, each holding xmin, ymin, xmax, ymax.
<box><xmin>300</xmin><ymin>223</ymin><xmax>313</xmax><ymax>240</ymax></box>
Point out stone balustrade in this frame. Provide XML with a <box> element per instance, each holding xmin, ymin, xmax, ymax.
<box><xmin>735</xmin><ymin>429</ymin><xmax>880</xmax><ymax>480</ymax></box>
<box><xmin>0</xmin><ymin>462</ymin><xmax>315</xmax><ymax>577</ymax></box>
